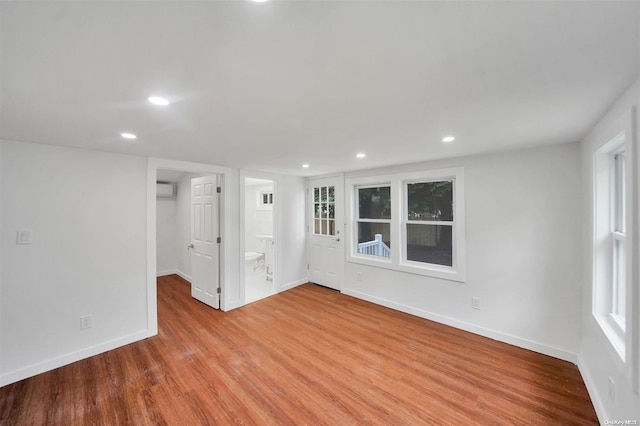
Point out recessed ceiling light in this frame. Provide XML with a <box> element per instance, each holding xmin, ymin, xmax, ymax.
<box><xmin>148</xmin><ymin>96</ymin><xmax>170</xmax><ymax>106</ymax></box>
<box><xmin>302</xmin><ymin>164</ymin><xmax>310</xmax><ymax>168</ymax></box>
<box><xmin>442</xmin><ymin>136</ymin><xmax>455</xmax><ymax>143</ymax></box>
<box><xmin>251</xmin><ymin>0</ymin><xmax>269</xmax><ymax>2</ymax></box>
<box><xmin>121</xmin><ymin>132</ymin><xmax>137</xmax><ymax>139</ymax></box>
<box><xmin>356</xmin><ymin>153</ymin><xmax>366</xmax><ymax>159</ymax></box>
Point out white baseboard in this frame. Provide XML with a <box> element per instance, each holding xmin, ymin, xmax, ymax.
<box><xmin>156</xmin><ymin>269</ymin><xmax>191</xmax><ymax>283</ymax></box>
<box><xmin>280</xmin><ymin>278</ymin><xmax>308</xmax><ymax>292</ymax></box>
<box><xmin>156</xmin><ymin>269</ymin><xmax>177</xmax><ymax>277</ymax></box>
<box><xmin>343</xmin><ymin>288</ymin><xmax>577</xmax><ymax>364</ymax></box>
<box><xmin>577</xmin><ymin>355</ymin><xmax>606</xmax><ymax>424</ymax></box>
<box><xmin>176</xmin><ymin>270</ymin><xmax>192</xmax><ymax>283</ymax></box>
<box><xmin>0</xmin><ymin>329</ymin><xmax>154</xmax><ymax>387</ymax></box>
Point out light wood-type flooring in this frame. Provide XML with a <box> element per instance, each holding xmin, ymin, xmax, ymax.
<box><xmin>0</xmin><ymin>274</ymin><xmax>598</xmax><ymax>425</ymax></box>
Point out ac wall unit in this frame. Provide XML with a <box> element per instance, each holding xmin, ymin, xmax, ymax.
<box><xmin>156</xmin><ymin>183</ymin><xmax>174</xmax><ymax>197</ymax></box>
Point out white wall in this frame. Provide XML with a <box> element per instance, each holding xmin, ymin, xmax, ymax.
<box><xmin>176</xmin><ymin>173</ymin><xmax>192</xmax><ymax>279</ymax></box>
<box><xmin>578</xmin><ymin>78</ymin><xmax>640</xmax><ymax>422</ymax></box>
<box><xmin>0</xmin><ymin>140</ymin><xmax>149</xmax><ymax>386</ymax></box>
<box><xmin>343</xmin><ymin>142</ymin><xmax>582</xmax><ymax>361</ymax></box>
<box><xmin>277</xmin><ymin>175</ymin><xmax>307</xmax><ymax>291</ymax></box>
<box><xmin>156</xmin><ymin>196</ymin><xmax>178</xmax><ymax>275</ymax></box>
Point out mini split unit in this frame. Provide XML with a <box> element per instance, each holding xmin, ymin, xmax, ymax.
<box><xmin>156</xmin><ymin>182</ymin><xmax>175</xmax><ymax>198</ymax></box>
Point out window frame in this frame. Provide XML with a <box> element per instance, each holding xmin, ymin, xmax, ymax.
<box><xmin>256</xmin><ymin>189</ymin><xmax>274</xmax><ymax>211</ymax></box>
<box><xmin>355</xmin><ymin>184</ymin><xmax>392</xmax><ymax>260</ymax></box>
<box><xmin>593</xmin><ymin>127</ymin><xmax>632</xmax><ymax>365</ymax></box>
<box><xmin>258</xmin><ymin>191</ymin><xmax>273</xmax><ymax>205</ymax></box>
<box><xmin>402</xmin><ymin>178</ymin><xmax>456</xmax><ymax>271</ymax></box>
<box><xmin>347</xmin><ymin>167</ymin><xmax>465</xmax><ymax>282</ymax></box>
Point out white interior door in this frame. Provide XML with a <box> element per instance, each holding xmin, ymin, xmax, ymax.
<box><xmin>190</xmin><ymin>175</ymin><xmax>220</xmax><ymax>309</ymax></box>
<box><xmin>308</xmin><ymin>175</ymin><xmax>344</xmax><ymax>291</ymax></box>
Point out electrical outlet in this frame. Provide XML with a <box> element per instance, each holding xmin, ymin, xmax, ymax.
<box><xmin>608</xmin><ymin>377</ymin><xmax>616</xmax><ymax>401</ymax></box>
<box><xmin>80</xmin><ymin>315</ymin><xmax>92</xmax><ymax>330</ymax></box>
<box><xmin>472</xmin><ymin>297</ymin><xmax>481</xmax><ymax>310</ymax></box>
<box><xmin>357</xmin><ymin>272</ymin><xmax>362</xmax><ymax>282</ymax></box>
<box><xmin>16</xmin><ymin>229</ymin><xmax>32</xmax><ymax>245</ymax></box>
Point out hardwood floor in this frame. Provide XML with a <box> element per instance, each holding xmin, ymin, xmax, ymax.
<box><xmin>1</xmin><ymin>274</ymin><xmax>598</xmax><ymax>425</ymax></box>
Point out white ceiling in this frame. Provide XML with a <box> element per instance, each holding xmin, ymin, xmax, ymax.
<box><xmin>1</xmin><ymin>1</ymin><xmax>638</xmax><ymax>176</ymax></box>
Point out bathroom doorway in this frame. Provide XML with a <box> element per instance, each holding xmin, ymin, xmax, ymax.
<box><xmin>243</xmin><ymin>177</ymin><xmax>276</xmax><ymax>304</ymax></box>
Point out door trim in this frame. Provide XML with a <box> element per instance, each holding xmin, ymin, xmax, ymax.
<box><xmin>147</xmin><ymin>158</ymin><xmax>241</xmax><ymax>336</ymax></box>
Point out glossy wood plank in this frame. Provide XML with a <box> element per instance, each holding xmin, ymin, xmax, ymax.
<box><xmin>0</xmin><ymin>275</ymin><xmax>598</xmax><ymax>425</ymax></box>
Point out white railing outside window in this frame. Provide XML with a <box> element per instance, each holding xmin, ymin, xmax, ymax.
<box><xmin>358</xmin><ymin>234</ymin><xmax>391</xmax><ymax>258</ymax></box>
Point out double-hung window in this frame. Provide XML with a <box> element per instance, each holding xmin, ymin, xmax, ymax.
<box><xmin>593</xmin><ymin>128</ymin><xmax>629</xmax><ymax>361</ymax></box>
<box><xmin>591</xmin><ymin>110</ymin><xmax>638</xmax><ymax>391</ymax></box>
<box><xmin>403</xmin><ymin>180</ymin><xmax>454</xmax><ymax>267</ymax></box>
<box><xmin>356</xmin><ymin>186</ymin><xmax>391</xmax><ymax>259</ymax></box>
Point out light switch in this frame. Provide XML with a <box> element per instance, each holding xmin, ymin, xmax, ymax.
<box><xmin>17</xmin><ymin>229</ymin><xmax>32</xmax><ymax>245</ymax></box>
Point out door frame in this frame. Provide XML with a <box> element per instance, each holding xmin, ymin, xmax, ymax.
<box><xmin>146</xmin><ymin>158</ymin><xmax>241</xmax><ymax>337</ymax></box>
<box><xmin>239</xmin><ymin>170</ymin><xmax>279</xmax><ymax>304</ymax></box>
<box><xmin>306</xmin><ymin>173</ymin><xmax>346</xmax><ymax>291</ymax></box>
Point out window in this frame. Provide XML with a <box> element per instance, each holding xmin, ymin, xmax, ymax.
<box><xmin>313</xmin><ymin>186</ymin><xmax>335</xmax><ymax>236</ymax></box>
<box><xmin>347</xmin><ymin>167</ymin><xmax>465</xmax><ymax>281</ymax></box>
<box><xmin>404</xmin><ymin>180</ymin><xmax>453</xmax><ymax>267</ymax></box>
<box><xmin>593</xmin><ymin>131</ymin><xmax>628</xmax><ymax>360</ymax></box>
<box><xmin>256</xmin><ymin>190</ymin><xmax>274</xmax><ymax>211</ymax></box>
<box><xmin>259</xmin><ymin>192</ymin><xmax>273</xmax><ymax>205</ymax></box>
<box><xmin>356</xmin><ymin>186</ymin><xmax>391</xmax><ymax>258</ymax></box>
<box><xmin>591</xmin><ymin>110</ymin><xmax>637</xmax><ymax>390</ymax></box>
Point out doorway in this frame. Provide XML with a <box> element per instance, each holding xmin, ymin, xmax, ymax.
<box><xmin>155</xmin><ymin>169</ymin><xmax>221</xmax><ymax>309</ymax></box>
<box><xmin>243</xmin><ymin>177</ymin><xmax>276</xmax><ymax>304</ymax></box>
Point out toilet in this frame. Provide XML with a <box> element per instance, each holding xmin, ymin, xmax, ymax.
<box><xmin>245</xmin><ymin>251</ymin><xmax>265</xmax><ymax>272</ymax></box>
<box><xmin>245</xmin><ymin>235</ymin><xmax>273</xmax><ymax>276</ymax></box>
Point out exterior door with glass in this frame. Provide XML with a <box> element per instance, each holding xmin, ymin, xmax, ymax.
<box><xmin>307</xmin><ymin>175</ymin><xmax>344</xmax><ymax>291</ymax></box>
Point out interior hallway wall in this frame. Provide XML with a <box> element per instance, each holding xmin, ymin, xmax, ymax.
<box><xmin>277</xmin><ymin>175</ymin><xmax>307</xmax><ymax>291</ymax></box>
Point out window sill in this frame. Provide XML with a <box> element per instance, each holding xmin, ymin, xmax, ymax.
<box><xmin>348</xmin><ymin>255</ymin><xmax>466</xmax><ymax>283</ymax></box>
<box><xmin>594</xmin><ymin>313</ymin><xmax>626</xmax><ymax>361</ymax></box>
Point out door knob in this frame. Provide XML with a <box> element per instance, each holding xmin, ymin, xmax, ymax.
<box><xmin>335</xmin><ymin>238</ymin><xmax>340</xmax><ymax>242</ymax></box>
<box><xmin>187</xmin><ymin>244</ymin><xmax>194</xmax><ymax>250</ymax></box>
